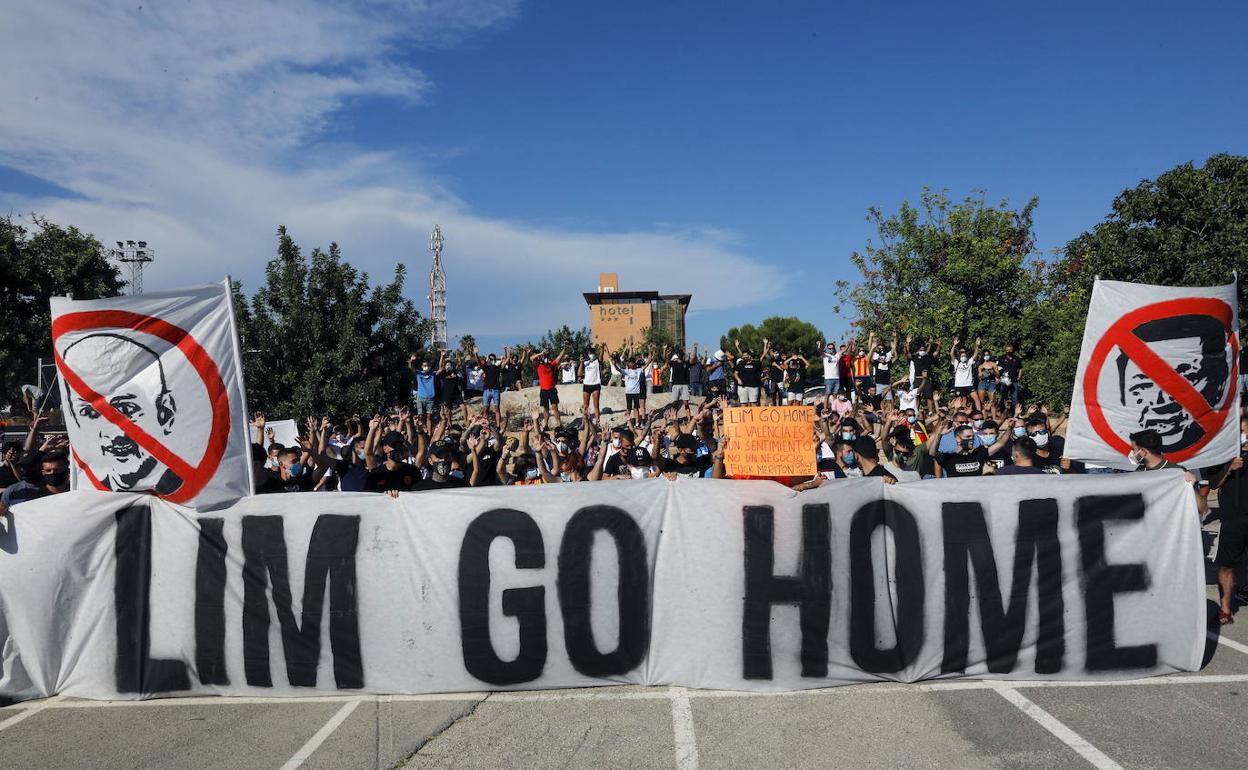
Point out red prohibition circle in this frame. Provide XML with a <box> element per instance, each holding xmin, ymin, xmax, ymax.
<box><xmin>1083</xmin><ymin>297</ymin><xmax>1239</xmax><ymax>463</ymax></box>
<box><xmin>52</xmin><ymin>310</ymin><xmax>232</xmax><ymax>504</ymax></box>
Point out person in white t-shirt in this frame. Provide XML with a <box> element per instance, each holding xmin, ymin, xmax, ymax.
<box><xmin>891</xmin><ymin>373</ymin><xmax>923</xmax><ymax>413</ymax></box>
<box><xmin>578</xmin><ymin>345</ymin><xmax>606</xmax><ymax>419</ymax></box>
<box><xmin>560</xmin><ymin>359</ymin><xmax>578</xmax><ymax>385</ymax></box>
<box><xmin>949</xmin><ymin>336</ymin><xmax>979</xmax><ymax>404</ymax></box>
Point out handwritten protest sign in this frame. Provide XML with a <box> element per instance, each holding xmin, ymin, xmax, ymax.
<box><xmin>723</xmin><ymin>405</ymin><xmax>815</xmax><ymax>477</ymax></box>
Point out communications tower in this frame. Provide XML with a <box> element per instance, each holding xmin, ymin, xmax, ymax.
<box><xmin>428</xmin><ymin>225</ymin><xmax>447</xmax><ymax>351</ymax></box>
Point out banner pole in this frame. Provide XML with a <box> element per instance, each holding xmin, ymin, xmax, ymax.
<box><xmin>223</xmin><ymin>275</ymin><xmax>256</xmax><ymax>498</ymax></box>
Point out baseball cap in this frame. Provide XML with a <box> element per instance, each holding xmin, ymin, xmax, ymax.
<box><xmin>714</xmin><ymin>350</ymin><xmax>726</xmax><ymax>361</ymax></box>
<box><xmin>626</xmin><ymin>446</ymin><xmax>653</xmax><ymax>466</ymax></box>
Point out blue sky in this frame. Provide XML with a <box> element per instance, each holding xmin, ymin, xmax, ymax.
<box><xmin>2</xmin><ymin>1</ymin><xmax>1246</xmax><ymax>353</ymax></box>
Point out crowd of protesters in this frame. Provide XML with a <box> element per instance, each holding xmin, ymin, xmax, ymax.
<box><xmin>5</xmin><ymin>333</ymin><xmax>1248</xmax><ymax>623</ymax></box>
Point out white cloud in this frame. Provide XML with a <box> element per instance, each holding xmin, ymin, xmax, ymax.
<box><xmin>0</xmin><ymin>0</ymin><xmax>786</xmax><ymax>341</ymax></box>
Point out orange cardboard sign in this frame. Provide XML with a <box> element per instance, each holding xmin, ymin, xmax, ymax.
<box><xmin>723</xmin><ymin>406</ymin><xmax>816</xmax><ymax>478</ymax></box>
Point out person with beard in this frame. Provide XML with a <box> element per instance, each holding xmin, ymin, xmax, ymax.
<box><xmin>0</xmin><ymin>452</ymin><xmax>70</xmax><ymax>514</ymax></box>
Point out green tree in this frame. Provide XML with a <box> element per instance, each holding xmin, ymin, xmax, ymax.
<box><xmin>0</xmin><ymin>214</ymin><xmax>126</xmax><ymax>412</ymax></box>
<box><xmin>834</xmin><ymin>188</ymin><xmax>1045</xmax><ymax>391</ymax></box>
<box><xmin>1028</xmin><ymin>153</ymin><xmax>1248</xmax><ymax>406</ymax></box>
<box><xmin>719</xmin><ymin>316</ymin><xmax>825</xmax><ymax>376</ymax></box>
<box><xmin>457</xmin><ymin>334</ymin><xmax>477</xmax><ymax>359</ymax></box>
<box><xmin>530</xmin><ymin>325</ymin><xmax>594</xmax><ymax>358</ymax></box>
<box><xmin>640</xmin><ymin>323</ymin><xmax>679</xmax><ymax>354</ymax></box>
<box><xmin>234</xmin><ymin>226</ymin><xmax>432</xmax><ymax>418</ymax></box>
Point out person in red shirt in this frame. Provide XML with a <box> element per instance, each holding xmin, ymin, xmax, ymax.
<box><xmin>530</xmin><ymin>349</ymin><xmax>567</xmax><ymax>425</ymax></box>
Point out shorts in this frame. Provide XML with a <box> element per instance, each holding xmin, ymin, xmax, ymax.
<box><xmin>786</xmin><ymin>383</ymin><xmax>804</xmax><ymax>395</ymax></box>
<box><xmin>1216</xmin><ymin>519</ymin><xmax>1248</xmax><ymax>567</ymax></box>
<box><xmin>626</xmin><ymin>393</ymin><xmax>642</xmax><ymax>410</ymax></box>
<box><xmin>670</xmin><ymin>384</ymin><xmax>689</xmax><ymax>401</ymax></box>
<box><xmin>539</xmin><ymin>388</ymin><xmax>559</xmax><ymax>407</ymax></box>
<box><xmin>414</xmin><ymin>396</ymin><xmax>436</xmax><ymax>415</ymax></box>
<box><xmin>824</xmin><ymin>378</ymin><xmax>839</xmax><ymax>395</ymax></box>
<box><xmin>483</xmin><ymin>388</ymin><xmax>501</xmax><ymax>406</ymax></box>
<box><xmin>953</xmin><ymin>385</ymin><xmax>974</xmax><ymax>398</ymax></box>
<box><xmin>738</xmin><ymin>385</ymin><xmax>759</xmax><ymax>403</ymax></box>
<box><xmin>977</xmin><ymin>381</ymin><xmax>997</xmax><ymax>393</ymax></box>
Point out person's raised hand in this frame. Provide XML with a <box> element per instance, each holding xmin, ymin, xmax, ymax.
<box><xmin>881</xmin><ymin>475</ymin><xmax>897</xmax><ymax>486</ymax></box>
<box><xmin>369</xmin><ymin>414</ymin><xmax>382</xmax><ymax>430</ymax></box>
<box><xmin>266</xmin><ymin>427</ymin><xmax>275</xmax><ymax>441</ymax></box>
<box><xmin>254</xmin><ymin>412</ymin><xmax>266</xmax><ymax>429</ymax></box>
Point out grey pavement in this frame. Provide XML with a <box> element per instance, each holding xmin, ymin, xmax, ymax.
<box><xmin>2</xmin><ymin>522</ymin><xmax>1246</xmax><ymax>770</ymax></box>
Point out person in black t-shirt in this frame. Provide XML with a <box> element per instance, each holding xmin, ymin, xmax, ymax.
<box><xmin>783</xmin><ymin>353</ymin><xmax>809</xmax><ymax>404</ymax></box>
<box><xmin>998</xmin><ymin>343</ymin><xmax>1023</xmax><ymax>406</ymax></box>
<box><xmin>436</xmin><ymin>361</ymin><xmax>466</xmax><ymax>422</ymax></box>
<box><xmin>257</xmin><ymin>446</ymin><xmax>319</xmax><ymax>493</ymax></box>
<box><xmin>852</xmin><ymin>437</ymin><xmax>896</xmax><ymax>484</ymax></box>
<box><xmin>734</xmin><ymin>345</ymin><xmax>763</xmax><ymax>405</ymax></box>
<box><xmin>658</xmin><ymin>433</ymin><xmax>715</xmax><ymax>478</ymax></box>
<box><xmin>481</xmin><ymin>352</ymin><xmax>505</xmax><ymax>424</ymax></box>
<box><xmin>932</xmin><ymin>423</ymin><xmax>1009</xmax><ymax>478</ymax></box>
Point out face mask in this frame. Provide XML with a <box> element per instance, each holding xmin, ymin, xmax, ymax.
<box><xmin>556</xmin><ymin>441</ymin><xmax>569</xmax><ymax>454</ymax></box>
<box><xmin>356</xmin><ymin>449</ymin><xmax>366</xmax><ymax>460</ymax></box>
<box><xmin>980</xmin><ymin>433</ymin><xmax>997</xmax><ymax>444</ymax></box>
<box><xmin>917</xmin><ymin>351</ymin><xmax>927</xmax><ymax>357</ymax></box>
<box><xmin>487</xmin><ymin>438</ymin><xmax>499</xmax><ymax>448</ymax></box>
<box><xmin>1031</xmin><ymin>431</ymin><xmax>1050</xmax><ymax>448</ymax></box>
<box><xmin>287</xmin><ymin>462</ymin><xmax>304</xmax><ymax>478</ymax></box>
<box><xmin>434</xmin><ymin>461</ymin><xmax>450</xmax><ymax>476</ymax></box>
<box><xmin>628</xmin><ymin>466</ymin><xmax>647</xmax><ymax>479</ymax></box>
<box><xmin>43</xmin><ymin>470</ymin><xmax>68</xmax><ymax>486</ymax></box>
<box><xmin>1128</xmin><ymin>450</ymin><xmax>1141</xmax><ymax>466</ymax></box>
<box><xmin>960</xmin><ymin>438</ymin><xmax>975</xmax><ymax>451</ymax></box>
<box><xmin>449</xmin><ymin>469</ymin><xmax>466</xmax><ymax>480</ymax></box>
<box><xmin>1012</xmin><ymin>426</ymin><xmax>1026</xmax><ymax>438</ymax></box>
<box><xmin>611</xmin><ymin>438</ymin><xmax>621</xmax><ymax>449</ymax></box>
<box><xmin>839</xmin><ymin>395</ymin><xmax>849</xmax><ymax>402</ymax></box>
<box><xmin>843</xmin><ymin>451</ymin><xmax>856</xmax><ymax>466</ymax></box>
<box><xmin>559</xmin><ymin>471</ymin><xmax>572</xmax><ymax>482</ymax></box>
<box><xmin>959</xmin><ymin>356</ymin><xmax>969</xmax><ymax>363</ymax></box>
<box><xmin>421</xmin><ymin>366</ymin><xmax>430</xmax><ymax>373</ymax></box>
<box><xmin>524</xmin><ymin>467</ymin><xmax>541</xmax><ymax>480</ymax></box>
<box><xmin>972</xmin><ymin>419</ymin><xmax>984</xmax><ymax>429</ymax></box>
<box><xmin>907</xmin><ymin>415</ymin><xmax>917</xmax><ymax>424</ymax></box>
<box><xmin>1241</xmin><ymin>432</ymin><xmax>1247</xmax><ymax>445</ymax></box>
<box><xmin>841</xmin><ymin>431</ymin><xmax>856</xmax><ymax>441</ymax></box>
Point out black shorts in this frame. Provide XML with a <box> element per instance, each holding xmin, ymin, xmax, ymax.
<box><xmin>583</xmin><ymin>383</ymin><xmax>601</xmax><ymax>394</ymax></box>
<box><xmin>1216</xmin><ymin>519</ymin><xmax>1248</xmax><ymax>567</ymax></box>
<box><xmin>626</xmin><ymin>393</ymin><xmax>642</xmax><ymax>409</ymax></box>
<box><xmin>540</xmin><ymin>388</ymin><xmax>559</xmax><ymax>407</ymax></box>
<box><xmin>953</xmin><ymin>385</ymin><xmax>974</xmax><ymax>398</ymax></box>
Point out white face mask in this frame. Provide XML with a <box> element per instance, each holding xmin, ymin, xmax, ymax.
<box><xmin>628</xmin><ymin>466</ymin><xmax>647</xmax><ymax>479</ymax></box>
<box><xmin>1241</xmin><ymin>432</ymin><xmax>1247</xmax><ymax>445</ymax></box>
<box><xmin>1128</xmin><ymin>449</ymin><xmax>1141</xmax><ymax>466</ymax></box>
<box><xmin>611</xmin><ymin>438</ymin><xmax>621</xmax><ymax>449</ymax></box>
<box><xmin>1031</xmin><ymin>430</ymin><xmax>1050</xmax><ymax>448</ymax></box>
<box><xmin>959</xmin><ymin>356</ymin><xmax>968</xmax><ymax>363</ymax></box>
<box><xmin>972</xmin><ymin>419</ymin><xmax>984</xmax><ymax>429</ymax></box>
<box><xmin>556</xmin><ymin>442</ymin><xmax>569</xmax><ymax>454</ymax></box>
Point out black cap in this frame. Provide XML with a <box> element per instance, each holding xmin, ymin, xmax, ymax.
<box><xmin>626</xmin><ymin>446</ymin><xmax>652</xmax><ymax>466</ymax></box>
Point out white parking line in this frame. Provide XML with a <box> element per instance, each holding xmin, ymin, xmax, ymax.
<box><xmin>276</xmin><ymin>698</ymin><xmax>362</xmax><ymax>770</ymax></box>
<box><xmin>0</xmin><ymin>695</ymin><xmax>61</xmax><ymax>732</ymax></box>
<box><xmin>1207</xmin><ymin>630</ymin><xmax>1248</xmax><ymax>656</ymax></box>
<box><xmin>994</xmin><ymin>686</ymin><xmax>1124</xmax><ymax>770</ymax></box>
<box><xmin>668</xmin><ymin>687</ymin><xmax>699</xmax><ymax>770</ymax></box>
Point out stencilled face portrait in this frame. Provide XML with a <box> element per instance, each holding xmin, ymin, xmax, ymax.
<box><xmin>62</xmin><ymin>333</ymin><xmax>184</xmax><ymax>495</ymax></box>
<box><xmin>1116</xmin><ymin>315</ymin><xmax>1231</xmax><ymax>454</ymax></box>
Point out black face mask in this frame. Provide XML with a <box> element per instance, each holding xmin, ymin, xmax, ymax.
<box><xmin>959</xmin><ymin>438</ymin><xmax>975</xmax><ymax>451</ymax></box>
<box><xmin>43</xmin><ymin>470</ymin><xmax>69</xmax><ymax>486</ymax></box>
<box><xmin>434</xmin><ymin>461</ymin><xmax>450</xmax><ymax>477</ymax></box>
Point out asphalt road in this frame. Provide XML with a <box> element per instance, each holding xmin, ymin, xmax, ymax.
<box><xmin>1</xmin><ymin>526</ymin><xmax>1245</xmax><ymax>770</ymax></box>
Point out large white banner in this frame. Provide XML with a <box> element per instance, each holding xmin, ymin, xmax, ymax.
<box><xmin>1065</xmin><ymin>278</ymin><xmax>1240</xmax><ymax>470</ymax></box>
<box><xmin>0</xmin><ymin>475</ymin><xmax>1205</xmax><ymax>701</ymax></box>
<box><xmin>51</xmin><ymin>281</ymin><xmax>253</xmax><ymax>509</ymax></box>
